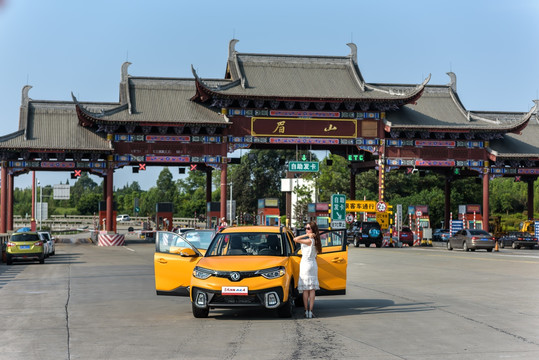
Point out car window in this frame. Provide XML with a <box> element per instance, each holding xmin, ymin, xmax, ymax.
<box><xmin>206</xmin><ymin>232</ymin><xmax>285</xmax><ymax>256</ymax></box>
<box><xmin>183</xmin><ymin>230</ymin><xmax>215</xmax><ymax>250</ymax></box>
<box><xmin>11</xmin><ymin>233</ymin><xmax>39</xmax><ymax>242</ymax></box>
<box><xmin>469</xmin><ymin>230</ymin><xmax>489</xmax><ymax>236</ymax></box>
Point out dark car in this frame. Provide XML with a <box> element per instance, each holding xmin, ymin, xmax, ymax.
<box><xmin>447</xmin><ymin>229</ymin><xmax>496</xmax><ymax>252</ymax></box>
<box><xmin>350</xmin><ymin>221</ymin><xmax>383</xmax><ymax>248</ymax></box>
<box><xmin>398</xmin><ymin>227</ymin><xmax>415</xmax><ymax>246</ymax></box>
<box><xmin>498</xmin><ymin>231</ymin><xmax>538</xmax><ymax>249</ymax></box>
<box><xmin>433</xmin><ymin>229</ymin><xmax>450</xmax><ymax>242</ymax></box>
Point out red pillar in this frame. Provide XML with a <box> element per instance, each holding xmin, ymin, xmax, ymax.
<box><xmin>106</xmin><ymin>168</ymin><xmax>114</xmax><ymax>232</ymax></box>
<box><xmin>7</xmin><ymin>172</ymin><xmax>13</xmax><ymax>231</ymax></box>
<box><xmin>220</xmin><ymin>163</ymin><xmax>228</xmax><ymax>221</ymax></box>
<box><xmin>0</xmin><ymin>163</ymin><xmax>7</xmax><ymax>233</ymax></box>
<box><xmin>482</xmin><ymin>169</ymin><xmax>489</xmax><ymax>231</ymax></box>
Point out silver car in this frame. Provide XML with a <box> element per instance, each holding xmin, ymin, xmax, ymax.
<box><xmin>447</xmin><ymin>229</ymin><xmax>495</xmax><ymax>252</ymax></box>
<box><xmin>38</xmin><ymin>231</ymin><xmax>55</xmax><ymax>257</ymax></box>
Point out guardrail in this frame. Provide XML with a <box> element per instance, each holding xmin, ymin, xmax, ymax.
<box><xmin>13</xmin><ymin>216</ymin><xmax>207</xmax><ymax>231</ymax></box>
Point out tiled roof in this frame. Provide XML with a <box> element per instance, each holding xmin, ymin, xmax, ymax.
<box><xmin>489</xmin><ymin>117</ymin><xmax>539</xmax><ymax>158</ymax></box>
<box><xmin>385</xmin><ymin>85</ymin><xmax>531</xmax><ymax>132</ymax></box>
<box><xmin>194</xmin><ymin>40</ymin><xmax>426</xmax><ymax>101</ymax></box>
<box><xmin>0</xmin><ymin>100</ymin><xmax>111</xmax><ymax>151</ymax></box>
<box><xmin>77</xmin><ymin>77</ymin><xmax>226</xmax><ymax>124</ymax></box>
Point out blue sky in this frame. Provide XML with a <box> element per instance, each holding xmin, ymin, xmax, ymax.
<box><xmin>1</xmin><ymin>0</ymin><xmax>538</xmax><ymax>190</ymax></box>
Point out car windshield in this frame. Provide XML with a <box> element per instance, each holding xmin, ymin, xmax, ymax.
<box><xmin>206</xmin><ymin>232</ymin><xmax>286</xmax><ymax>256</ymax></box>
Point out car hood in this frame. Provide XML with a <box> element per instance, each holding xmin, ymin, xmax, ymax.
<box><xmin>197</xmin><ymin>256</ymin><xmax>289</xmax><ymax>271</ymax></box>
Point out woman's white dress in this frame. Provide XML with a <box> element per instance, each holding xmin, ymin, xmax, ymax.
<box><xmin>298</xmin><ymin>238</ymin><xmax>320</xmax><ymax>291</ymax></box>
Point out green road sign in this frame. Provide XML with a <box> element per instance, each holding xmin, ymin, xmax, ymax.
<box><xmin>288</xmin><ymin>161</ymin><xmax>319</xmax><ymax>172</ymax></box>
<box><xmin>331</xmin><ymin>194</ymin><xmax>346</xmax><ymax>221</ymax></box>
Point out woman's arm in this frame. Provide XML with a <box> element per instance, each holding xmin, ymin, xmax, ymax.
<box><xmin>293</xmin><ymin>234</ymin><xmax>313</xmax><ymax>245</ymax></box>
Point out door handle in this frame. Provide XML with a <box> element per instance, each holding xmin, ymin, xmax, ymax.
<box><xmin>331</xmin><ymin>257</ymin><xmax>344</xmax><ymax>263</ymax></box>
<box><xmin>157</xmin><ymin>258</ymin><xmax>168</xmax><ymax>264</ymax></box>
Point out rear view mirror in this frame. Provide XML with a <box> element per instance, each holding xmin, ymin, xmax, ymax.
<box><xmin>180</xmin><ymin>248</ymin><xmax>198</xmax><ymax>257</ymax></box>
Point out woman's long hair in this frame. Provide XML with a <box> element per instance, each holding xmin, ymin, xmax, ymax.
<box><xmin>308</xmin><ymin>221</ymin><xmax>322</xmax><ymax>254</ymax></box>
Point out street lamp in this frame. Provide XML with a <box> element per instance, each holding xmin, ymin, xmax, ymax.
<box><xmin>37</xmin><ymin>180</ymin><xmax>42</xmax><ymax>230</ymax></box>
<box><xmin>228</xmin><ymin>182</ymin><xmax>233</xmax><ymax>225</ymax></box>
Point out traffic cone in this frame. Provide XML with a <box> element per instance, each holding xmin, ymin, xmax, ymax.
<box><xmin>494</xmin><ymin>240</ymin><xmax>499</xmax><ymax>252</ymax></box>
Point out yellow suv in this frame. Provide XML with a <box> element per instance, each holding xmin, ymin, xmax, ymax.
<box><xmin>154</xmin><ymin>226</ymin><xmax>347</xmax><ymax>318</ymax></box>
<box><xmin>6</xmin><ymin>232</ymin><xmax>45</xmax><ymax>265</ymax></box>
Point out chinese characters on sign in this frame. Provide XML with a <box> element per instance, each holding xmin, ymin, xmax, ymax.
<box><xmin>288</xmin><ymin>161</ymin><xmax>319</xmax><ymax>172</ymax></box>
<box><xmin>331</xmin><ymin>194</ymin><xmax>347</xmax><ymax>221</ymax></box>
<box><xmin>345</xmin><ymin>200</ymin><xmax>377</xmax><ymax>212</ymax></box>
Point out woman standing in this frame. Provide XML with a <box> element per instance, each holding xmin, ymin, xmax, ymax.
<box><xmin>293</xmin><ymin>221</ymin><xmax>322</xmax><ymax>318</ymax></box>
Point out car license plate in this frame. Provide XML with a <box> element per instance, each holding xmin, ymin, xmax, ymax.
<box><xmin>20</xmin><ymin>245</ymin><xmax>30</xmax><ymax>249</ymax></box>
<box><xmin>222</xmin><ymin>286</ymin><xmax>248</xmax><ymax>296</ymax></box>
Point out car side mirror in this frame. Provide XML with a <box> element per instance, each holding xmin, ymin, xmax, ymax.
<box><xmin>180</xmin><ymin>248</ymin><xmax>198</xmax><ymax>257</ymax></box>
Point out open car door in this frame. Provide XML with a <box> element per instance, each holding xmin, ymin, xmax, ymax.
<box><xmin>317</xmin><ymin>229</ymin><xmax>348</xmax><ymax>295</ymax></box>
<box><xmin>154</xmin><ymin>231</ymin><xmax>203</xmax><ymax>296</ymax></box>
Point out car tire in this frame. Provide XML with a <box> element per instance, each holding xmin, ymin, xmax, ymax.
<box><xmin>512</xmin><ymin>242</ymin><xmax>519</xmax><ymax>249</ymax></box>
<box><xmin>500</xmin><ymin>241</ymin><xmax>505</xmax><ymax>249</ymax></box>
<box><xmin>463</xmin><ymin>242</ymin><xmax>468</xmax><ymax>252</ymax></box>
<box><xmin>375</xmin><ymin>242</ymin><xmax>382</xmax><ymax>248</ymax></box>
<box><xmin>486</xmin><ymin>248</ymin><xmax>493</xmax><ymax>252</ymax></box>
<box><xmin>39</xmin><ymin>256</ymin><xmax>45</xmax><ymax>264</ymax></box>
<box><xmin>277</xmin><ymin>286</ymin><xmax>294</xmax><ymax>318</ymax></box>
<box><xmin>191</xmin><ymin>303</ymin><xmax>209</xmax><ymax>318</ymax></box>
<box><xmin>353</xmin><ymin>237</ymin><xmax>359</xmax><ymax>248</ymax></box>
<box><xmin>447</xmin><ymin>241</ymin><xmax>452</xmax><ymax>250</ymax></box>
<box><xmin>6</xmin><ymin>255</ymin><xmax>13</xmax><ymax>265</ymax></box>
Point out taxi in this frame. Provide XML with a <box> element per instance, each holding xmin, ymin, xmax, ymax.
<box><xmin>154</xmin><ymin>226</ymin><xmax>347</xmax><ymax>318</ymax></box>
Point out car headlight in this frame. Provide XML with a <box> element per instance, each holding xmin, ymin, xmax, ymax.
<box><xmin>255</xmin><ymin>266</ymin><xmax>285</xmax><ymax>279</ymax></box>
<box><xmin>193</xmin><ymin>266</ymin><xmax>215</xmax><ymax>280</ymax></box>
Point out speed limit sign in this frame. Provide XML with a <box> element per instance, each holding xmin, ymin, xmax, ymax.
<box><xmin>376</xmin><ymin>201</ymin><xmax>387</xmax><ymax>213</ymax></box>
<box><xmin>346</xmin><ymin>213</ymin><xmax>354</xmax><ymax>224</ymax></box>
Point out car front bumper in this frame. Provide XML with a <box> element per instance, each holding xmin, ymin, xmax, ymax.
<box><xmin>191</xmin><ymin>286</ymin><xmax>285</xmax><ymax>309</ymax></box>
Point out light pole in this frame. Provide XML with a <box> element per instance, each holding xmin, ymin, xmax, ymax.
<box><xmin>228</xmin><ymin>182</ymin><xmax>233</xmax><ymax>225</ymax></box>
<box><xmin>37</xmin><ymin>180</ymin><xmax>42</xmax><ymax>230</ymax></box>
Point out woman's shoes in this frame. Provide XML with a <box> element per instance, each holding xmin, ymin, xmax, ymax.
<box><xmin>304</xmin><ymin>310</ymin><xmax>314</xmax><ymax>318</ymax></box>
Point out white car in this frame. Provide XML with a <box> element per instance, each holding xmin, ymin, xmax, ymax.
<box><xmin>116</xmin><ymin>214</ymin><xmax>131</xmax><ymax>222</ymax></box>
<box><xmin>38</xmin><ymin>231</ymin><xmax>55</xmax><ymax>257</ymax></box>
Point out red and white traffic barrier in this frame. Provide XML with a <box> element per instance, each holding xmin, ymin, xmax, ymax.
<box><xmin>98</xmin><ymin>233</ymin><xmax>125</xmax><ymax>246</ymax></box>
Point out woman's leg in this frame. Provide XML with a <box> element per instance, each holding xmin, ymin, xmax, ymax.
<box><xmin>308</xmin><ymin>290</ymin><xmax>315</xmax><ymax>311</ymax></box>
<box><xmin>303</xmin><ymin>291</ymin><xmax>309</xmax><ymax>311</ymax></box>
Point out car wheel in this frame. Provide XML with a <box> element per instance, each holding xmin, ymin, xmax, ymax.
<box><xmin>500</xmin><ymin>241</ymin><xmax>505</xmax><ymax>249</ymax></box>
<box><xmin>353</xmin><ymin>237</ymin><xmax>359</xmax><ymax>247</ymax></box>
<box><xmin>39</xmin><ymin>256</ymin><xmax>45</xmax><ymax>264</ymax></box>
<box><xmin>447</xmin><ymin>241</ymin><xmax>453</xmax><ymax>250</ymax></box>
<box><xmin>512</xmin><ymin>242</ymin><xmax>519</xmax><ymax>249</ymax></box>
<box><xmin>6</xmin><ymin>255</ymin><xmax>13</xmax><ymax>265</ymax></box>
<box><xmin>463</xmin><ymin>242</ymin><xmax>468</xmax><ymax>252</ymax></box>
<box><xmin>375</xmin><ymin>242</ymin><xmax>382</xmax><ymax>248</ymax></box>
<box><xmin>486</xmin><ymin>248</ymin><xmax>493</xmax><ymax>252</ymax></box>
<box><xmin>191</xmin><ymin>303</ymin><xmax>209</xmax><ymax>318</ymax></box>
<box><xmin>277</xmin><ymin>286</ymin><xmax>294</xmax><ymax>318</ymax></box>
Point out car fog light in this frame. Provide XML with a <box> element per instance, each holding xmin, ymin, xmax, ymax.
<box><xmin>265</xmin><ymin>292</ymin><xmax>280</xmax><ymax>309</ymax></box>
<box><xmin>196</xmin><ymin>292</ymin><xmax>207</xmax><ymax>307</ymax></box>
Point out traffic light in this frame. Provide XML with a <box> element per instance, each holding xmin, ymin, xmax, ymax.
<box><xmin>454</xmin><ymin>167</ymin><xmax>460</xmax><ymax>175</ymax></box>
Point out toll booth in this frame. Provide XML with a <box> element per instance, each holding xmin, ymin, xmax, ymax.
<box><xmin>98</xmin><ymin>201</ymin><xmax>117</xmax><ymax>233</ymax></box>
<box><xmin>458</xmin><ymin>204</ymin><xmax>483</xmax><ymax>229</ymax></box>
<box><xmin>257</xmin><ymin>198</ymin><xmax>280</xmax><ymax>226</ymax></box>
<box><xmin>307</xmin><ymin>203</ymin><xmax>330</xmax><ymax>223</ymax></box>
<box><xmin>408</xmin><ymin>205</ymin><xmax>431</xmax><ymax>240</ymax></box>
<box><xmin>156</xmin><ymin>202</ymin><xmax>173</xmax><ymax>231</ymax></box>
<box><xmin>207</xmin><ymin>202</ymin><xmax>221</xmax><ymax>229</ymax></box>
